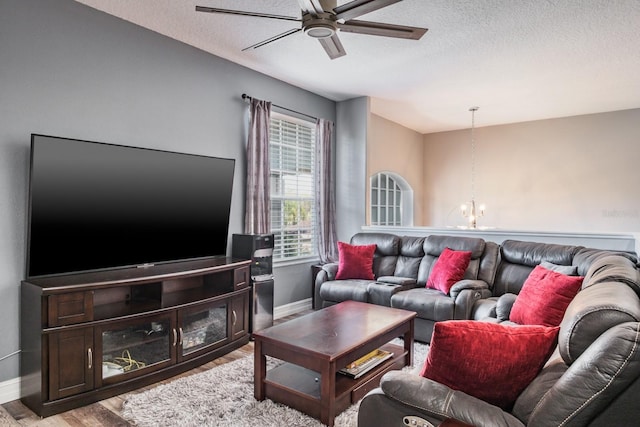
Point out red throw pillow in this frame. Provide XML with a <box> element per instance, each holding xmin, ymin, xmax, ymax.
<box><xmin>420</xmin><ymin>320</ymin><xmax>559</xmax><ymax>411</ymax></box>
<box><xmin>510</xmin><ymin>265</ymin><xmax>583</xmax><ymax>327</ymax></box>
<box><xmin>426</xmin><ymin>247</ymin><xmax>472</xmax><ymax>294</ymax></box>
<box><xmin>335</xmin><ymin>241</ymin><xmax>376</xmax><ymax>280</ymax></box>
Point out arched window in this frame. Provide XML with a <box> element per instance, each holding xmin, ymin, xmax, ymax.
<box><xmin>370</xmin><ymin>172</ymin><xmax>413</xmax><ymax>226</ymax></box>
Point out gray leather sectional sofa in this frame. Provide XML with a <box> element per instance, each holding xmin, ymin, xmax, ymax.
<box><xmin>314</xmin><ymin>232</ymin><xmax>638</xmax><ymax>343</ymax></box>
<box><xmin>313</xmin><ymin>232</ymin><xmax>640</xmax><ymax>426</ymax></box>
<box><xmin>357</xmin><ymin>249</ymin><xmax>640</xmax><ymax>427</ymax></box>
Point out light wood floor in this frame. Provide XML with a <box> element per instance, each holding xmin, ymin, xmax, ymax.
<box><xmin>2</xmin><ymin>311</ymin><xmax>310</xmax><ymax>426</ymax></box>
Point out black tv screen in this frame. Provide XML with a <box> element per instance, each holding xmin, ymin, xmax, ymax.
<box><xmin>27</xmin><ymin>134</ymin><xmax>236</xmax><ymax>277</ymax></box>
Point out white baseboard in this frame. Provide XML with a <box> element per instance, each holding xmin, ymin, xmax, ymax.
<box><xmin>274</xmin><ymin>298</ymin><xmax>312</xmax><ymax>320</ymax></box>
<box><xmin>0</xmin><ymin>377</ymin><xmax>20</xmax><ymax>404</ymax></box>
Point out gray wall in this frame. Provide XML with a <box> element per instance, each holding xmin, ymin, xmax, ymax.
<box><xmin>335</xmin><ymin>97</ymin><xmax>370</xmax><ymax>242</ymax></box>
<box><xmin>0</xmin><ymin>0</ymin><xmax>336</xmax><ymax>383</ymax></box>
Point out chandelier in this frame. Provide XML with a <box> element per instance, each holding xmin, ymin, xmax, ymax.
<box><xmin>460</xmin><ymin>106</ymin><xmax>485</xmax><ymax>229</ymax></box>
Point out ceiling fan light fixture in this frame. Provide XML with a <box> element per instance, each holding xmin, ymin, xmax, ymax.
<box><xmin>303</xmin><ymin>13</ymin><xmax>337</xmax><ymax>39</ymax></box>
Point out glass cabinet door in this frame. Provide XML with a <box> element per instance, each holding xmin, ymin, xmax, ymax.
<box><xmin>178</xmin><ymin>300</ymin><xmax>229</xmax><ymax>361</ymax></box>
<box><xmin>97</xmin><ymin>313</ymin><xmax>175</xmax><ymax>385</ymax></box>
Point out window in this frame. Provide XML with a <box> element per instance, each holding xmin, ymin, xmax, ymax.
<box><xmin>270</xmin><ymin>113</ymin><xmax>317</xmax><ymax>261</ymax></box>
<box><xmin>370</xmin><ymin>172</ymin><xmax>413</xmax><ymax>226</ymax></box>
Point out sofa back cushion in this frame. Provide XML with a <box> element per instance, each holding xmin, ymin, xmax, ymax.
<box><xmin>572</xmin><ymin>247</ymin><xmax>639</xmax><ymax>278</ymax></box>
<box><xmin>350</xmin><ymin>232</ymin><xmax>400</xmax><ymax>278</ymax></box>
<box><xmin>513</xmin><ymin>270</ymin><xmax>640</xmax><ymax>424</ymax></box>
<box><xmin>478</xmin><ymin>241</ymin><xmax>500</xmax><ymax>286</ymax></box>
<box><xmin>580</xmin><ymin>253</ymin><xmax>640</xmax><ymax>296</ymax></box>
<box><xmin>559</xmin><ymin>280</ymin><xmax>640</xmax><ymax>365</ymax></box>
<box><xmin>492</xmin><ymin>240</ymin><xmax>583</xmax><ymax>297</ymax></box>
<box><xmin>417</xmin><ymin>235</ymin><xmax>486</xmax><ymax>286</ymax></box>
<box><xmin>394</xmin><ymin>236</ymin><xmax>425</xmax><ymax>279</ymax></box>
<box><xmin>514</xmin><ymin>322</ymin><xmax>640</xmax><ymax>426</ymax></box>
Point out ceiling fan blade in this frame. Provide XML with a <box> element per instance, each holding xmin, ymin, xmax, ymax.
<box><xmin>297</xmin><ymin>0</ymin><xmax>325</xmax><ymax>16</ymax></box>
<box><xmin>338</xmin><ymin>19</ymin><xmax>427</xmax><ymax>40</ymax></box>
<box><xmin>334</xmin><ymin>0</ymin><xmax>402</xmax><ymax>21</ymax></box>
<box><xmin>242</xmin><ymin>28</ymin><xmax>302</xmax><ymax>51</ymax></box>
<box><xmin>195</xmin><ymin>6</ymin><xmax>301</xmax><ymax>22</ymax></box>
<box><xmin>318</xmin><ymin>34</ymin><xmax>347</xmax><ymax>59</ymax></box>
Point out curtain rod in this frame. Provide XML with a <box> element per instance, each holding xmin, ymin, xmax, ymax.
<box><xmin>241</xmin><ymin>93</ymin><xmax>317</xmax><ymax>121</ymax></box>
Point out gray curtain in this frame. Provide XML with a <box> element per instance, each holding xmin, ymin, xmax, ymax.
<box><xmin>315</xmin><ymin>118</ymin><xmax>338</xmax><ymax>263</ymax></box>
<box><xmin>244</xmin><ymin>98</ymin><xmax>271</xmax><ymax>234</ymax></box>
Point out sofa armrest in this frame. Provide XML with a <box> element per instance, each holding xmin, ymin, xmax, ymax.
<box><xmin>321</xmin><ymin>262</ymin><xmax>339</xmax><ymax>280</ymax></box>
<box><xmin>313</xmin><ymin>263</ymin><xmax>339</xmax><ymax>310</ymax></box>
<box><xmin>357</xmin><ymin>371</ymin><xmax>524</xmax><ymax>427</ymax></box>
<box><xmin>496</xmin><ymin>293</ymin><xmax>518</xmax><ymax>321</ymax></box>
<box><xmin>377</xmin><ymin>276</ymin><xmax>417</xmax><ymax>286</ymax></box>
<box><xmin>450</xmin><ymin>280</ymin><xmax>492</xmax><ymax>320</ymax></box>
<box><xmin>449</xmin><ymin>279</ymin><xmax>489</xmax><ymax>299</ymax></box>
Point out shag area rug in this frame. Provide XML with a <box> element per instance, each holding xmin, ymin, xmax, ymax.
<box><xmin>121</xmin><ymin>339</ymin><xmax>429</xmax><ymax>427</ymax></box>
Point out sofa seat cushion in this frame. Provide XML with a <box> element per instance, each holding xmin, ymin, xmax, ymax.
<box><xmin>391</xmin><ymin>288</ymin><xmax>454</xmax><ymax>321</ymax></box>
<box><xmin>471</xmin><ymin>297</ymin><xmax>499</xmax><ymax>320</ymax></box>
<box><xmin>368</xmin><ymin>277</ymin><xmax>417</xmax><ymax>307</ymax></box>
<box><xmin>319</xmin><ymin>279</ymin><xmax>370</xmax><ymax>303</ymax></box>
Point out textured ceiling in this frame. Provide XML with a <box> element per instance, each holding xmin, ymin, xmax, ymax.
<box><xmin>73</xmin><ymin>0</ymin><xmax>640</xmax><ymax>133</ymax></box>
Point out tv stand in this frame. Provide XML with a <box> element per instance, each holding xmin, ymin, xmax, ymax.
<box><xmin>20</xmin><ymin>257</ymin><xmax>251</xmax><ymax>417</ymax></box>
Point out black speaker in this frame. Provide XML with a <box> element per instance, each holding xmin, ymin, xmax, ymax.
<box><xmin>231</xmin><ymin>233</ymin><xmax>274</xmax><ymax>277</ymax></box>
<box><xmin>232</xmin><ymin>234</ymin><xmax>274</xmax><ymax>333</ymax></box>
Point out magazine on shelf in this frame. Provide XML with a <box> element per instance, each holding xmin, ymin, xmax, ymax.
<box><xmin>339</xmin><ymin>348</ymin><xmax>394</xmax><ymax>379</ymax></box>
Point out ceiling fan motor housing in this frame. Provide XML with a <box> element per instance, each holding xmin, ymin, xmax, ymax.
<box><xmin>303</xmin><ymin>12</ymin><xmax>338</xmax><ymax>38</ymax></box>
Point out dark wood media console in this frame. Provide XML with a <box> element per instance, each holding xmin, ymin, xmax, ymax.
<box><xmin>20</xmin><ymin>257</ymin><xmax>251</xmax><ymax>417</ymax></box>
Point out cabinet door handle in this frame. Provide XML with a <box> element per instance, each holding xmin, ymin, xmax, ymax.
<box><xmin>178</xmin><ymin>327</ymin><xmax>183</xmax><ymax>346</ymax></box>
<box><xmin>232</xmin><ymin>310</ymin><xmax>237</xmax><ymax>326</ymax></box>
<box><xmin>88</xmin><ymin>348</ymin><xmax>92</xmax><ymax>370</ymax></box>
<box><xmin>172</xmin><ymin>328</ymin><xmax>177</xmax><ymax>347</ymax></box>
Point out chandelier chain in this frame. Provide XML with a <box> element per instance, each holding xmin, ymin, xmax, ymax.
<box><xmin>470</xmin><ymin>106</ymin><xmax>478</xmax><ymax>201</ymax></box>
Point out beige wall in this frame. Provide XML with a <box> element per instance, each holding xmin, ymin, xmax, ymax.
<box><xmin>368</xmin><ymin>114</ymin><xmax>425</xmax><ymax>225</ymax></box>
<box><xmin>422</xmin><ymin>108</ymin><xmax>640</xmax><ymax>232</ymax></box>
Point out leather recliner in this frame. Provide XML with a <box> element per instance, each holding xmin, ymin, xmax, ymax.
<box><xmin>389</xmin><ymin>235</ymin><xmax>499</xmax><ymax>343</ymax></box>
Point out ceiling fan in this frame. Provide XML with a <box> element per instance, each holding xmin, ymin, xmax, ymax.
<box><xmin>195</xmin><ymin>0</ymin><xmax>428</xmax><ymax>59</ymax></box>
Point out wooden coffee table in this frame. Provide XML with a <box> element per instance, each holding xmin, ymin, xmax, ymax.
<box><xmin>253</xmin><ymin>300</ymin><xmax>416</xmax><ymax>426</ymax></box>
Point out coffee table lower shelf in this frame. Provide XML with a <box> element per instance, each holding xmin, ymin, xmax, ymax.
<box><xmin>264</xmin><ymin>343</ymin><xmax>406</xmax><ymax>421</ymax></box>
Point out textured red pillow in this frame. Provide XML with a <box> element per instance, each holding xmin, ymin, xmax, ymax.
<box><xmin>420</xmin><ymin>320</ymin><xmax>559</xmax><ymax>411</ymax></box>
<box><xmin>510</xmin><ymin>265</ymin><xmax>583</xmax><ymax>327</ymax></box>
<box><xmin>426</xmin><ymin>247</ymin><xmax>472</xmax><ymax>294</ymax></box>
<box><xmin>335</xmin><ymin>241</ymin><xmax>376</xmax><ymax>280</ymax></box>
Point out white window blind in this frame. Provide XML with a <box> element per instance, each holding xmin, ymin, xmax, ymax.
<box><xmin>269</xmin><ymin>113</ymin><xmax>317</xmax><ymax>260</ymax></box>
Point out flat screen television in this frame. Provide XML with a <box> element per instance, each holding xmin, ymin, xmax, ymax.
<box><xmin>26</xmin><ymin>134</ymin><xmax>236</xmax><ymax>278</ymax></box>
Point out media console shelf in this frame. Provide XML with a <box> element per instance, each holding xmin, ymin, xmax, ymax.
<box><xmin>20</xmin><ymin>257</ymin><xmax>251</xmax><ymax>417</ymax></box>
